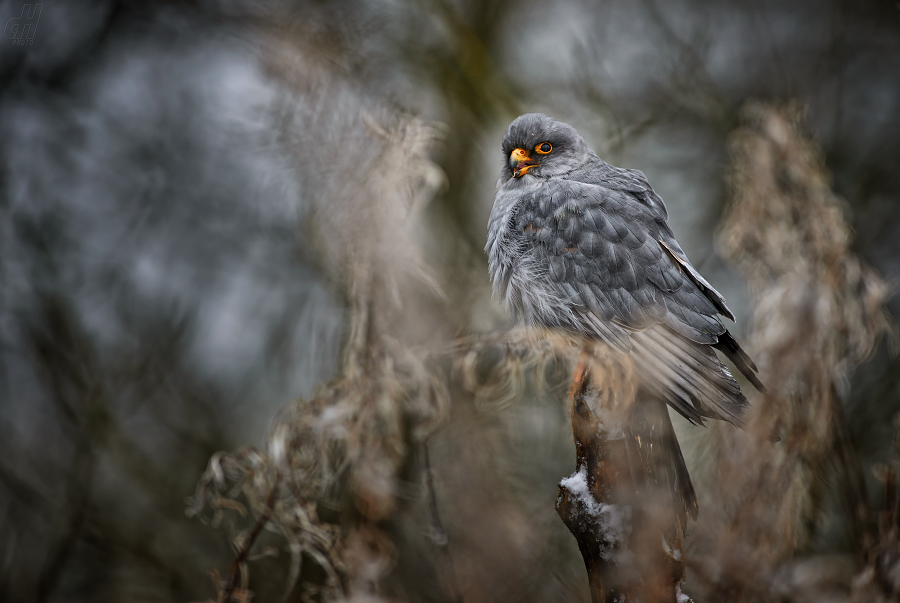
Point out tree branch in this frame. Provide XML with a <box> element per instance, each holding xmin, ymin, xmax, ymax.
<box><xmin>557</xmin><ymin>361</ymin><xmax>685</xmax><ymax>603</ymax></box>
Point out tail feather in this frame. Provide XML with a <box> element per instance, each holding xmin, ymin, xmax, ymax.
<box><xmin>631</xmin><ymin>325</ymin><xmax>749</xmax><ymax>427</ymax></box>
<box><xmin>714</xmin><ymin>329</ymin><xmax>767</xmax><ymax>394</ymax></box>
<box><xmin>623</xmin><ymin>391</ymin><xmax>698</xmax><ymax>535</ymax></box>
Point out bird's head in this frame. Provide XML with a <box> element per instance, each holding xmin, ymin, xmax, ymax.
<box><xmin>500</xmin><ymin>113</ymin><xmax>592</xmax><ymax>181</ymax></box>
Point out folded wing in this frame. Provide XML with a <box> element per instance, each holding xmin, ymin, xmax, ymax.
<box><xmin>515</xmin><ymin>177</ymin><xmax>761</xmax><ymax>426</ymax></box>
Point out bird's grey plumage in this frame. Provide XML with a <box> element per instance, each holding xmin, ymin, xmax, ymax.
<box><xmin>486</xmin><ymin>113</ymin><xmax>764</xmax><ymax>525</ymax></box>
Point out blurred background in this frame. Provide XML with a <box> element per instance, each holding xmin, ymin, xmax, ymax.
<box><xmin>1</xmin><ymin>1</ymin><xmax>899</xmax><ymax>602</ymax></box>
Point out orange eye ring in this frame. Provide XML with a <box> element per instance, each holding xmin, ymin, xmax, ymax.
<box><xmin>535</xmin><ymin>142</ymin><xmax>552</xmax><ymax>154</ymax></box>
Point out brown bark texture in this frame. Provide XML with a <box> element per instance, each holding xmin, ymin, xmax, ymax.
<box><xmin>557</xmin><ymin>366</ymin><xmax>685</xmax><ymax>603</ymax></box>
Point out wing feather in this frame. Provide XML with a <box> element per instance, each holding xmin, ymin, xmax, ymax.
<box><xmin>512</xmin><ymin>177</ymin><xmax>759</xmax><ymax>424</ymax></box>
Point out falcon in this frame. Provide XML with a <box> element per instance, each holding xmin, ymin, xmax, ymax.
<box><xmin>486</xmin><ymin>113</ymin><xmax>764</xmax><ymax>526</ymax></box>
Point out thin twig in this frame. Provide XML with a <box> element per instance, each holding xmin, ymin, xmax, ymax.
<box><xmin>422</xmin><ymin>440</ymin><xmax>464</xmax><ymax>603</ymax></box>
<box><xmin>219</xmin><ymin>473</ymin><xmax>282</xmax><ymax>603</ymax></box>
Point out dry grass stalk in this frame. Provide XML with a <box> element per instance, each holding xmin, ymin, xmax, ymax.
<box><xmin>688</xmin><ymin>102</ymin><xmax>892</xmax><ymax>600</ymax></box>
<box><xmin>849</xmin><ymin>463</ymin><xmax>900</xmax><ymax>603</ymax></box>
<box><xmin>187</xmin><ymin>97</ymin><xmax>450</xmax><ymax>601</ymax></box>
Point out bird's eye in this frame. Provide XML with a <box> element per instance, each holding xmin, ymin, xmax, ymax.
<box><xmin>535</xmin><ymin>142</ymin><xmax>552</xmax><ymax>154</ymax></box>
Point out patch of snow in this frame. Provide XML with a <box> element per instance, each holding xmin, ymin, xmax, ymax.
<box><xmin>676</xmin><ymin>582</ymin><xmax>692</xmax><ymax>603</ymax></box>
<box><xmin>560</xmin><ymin>466</ymin><xmax>633</xmax><ymax>562</ymax></box>
<box><xmin>560</xmin><ymin>465</ymin><xmax>596</xmax><ymax>511</ymax></box>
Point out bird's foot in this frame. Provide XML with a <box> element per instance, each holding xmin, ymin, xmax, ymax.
<box><xmin>568</xmin><ymin>350</ymin><xmax>590</xmax><ymax>401</ymax></box>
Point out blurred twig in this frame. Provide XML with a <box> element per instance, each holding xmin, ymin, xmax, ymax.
<box><xmin>422</xmin><ymin>441</ymin><xmax>464</xmax><ymax>603</ymax></box>
<box><xmin>218</xmin><ymin>473</ymin><xmax>281</xmax><ymax>603</ymax></box>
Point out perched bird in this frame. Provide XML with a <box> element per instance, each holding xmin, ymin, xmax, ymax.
<box><xmin>486</xmin><ymin>113</ymin><xmax>764</xmax><ymax>527</ymax></box>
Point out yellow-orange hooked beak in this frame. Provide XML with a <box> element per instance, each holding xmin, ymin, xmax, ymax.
<box><xmin>509</xmin><ymin>148</ymin><xmax>538</xmax><ymax>178</ymax></box>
